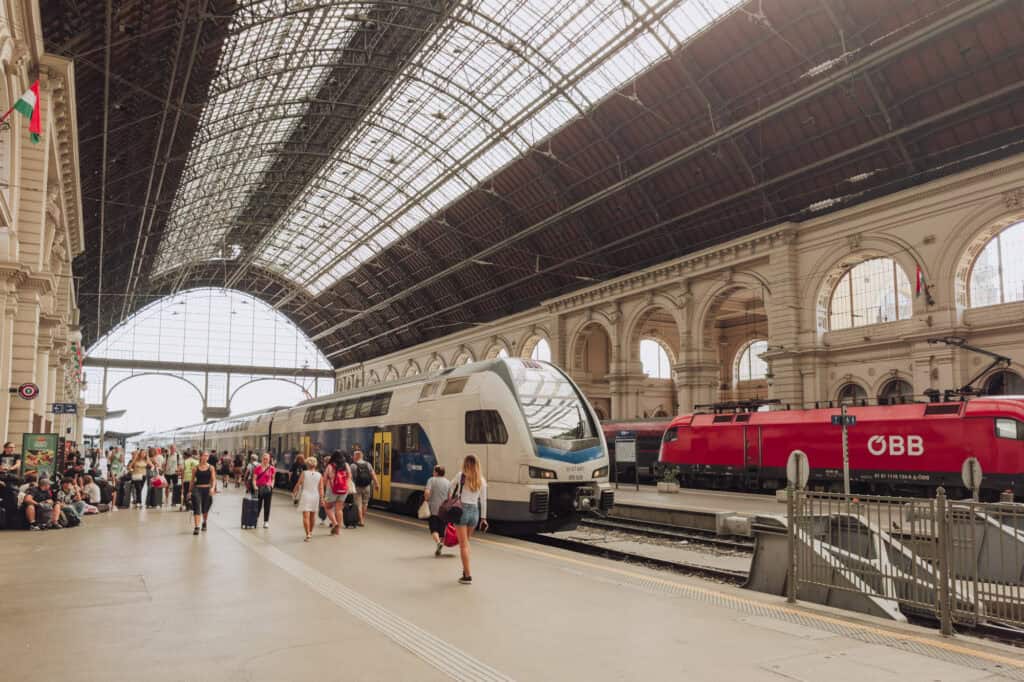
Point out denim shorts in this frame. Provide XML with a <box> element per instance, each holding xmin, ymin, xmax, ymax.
<box><xmin>457</xmin><ymin>504</ymin><xmax>480</xmax><ymax>528</ymax></box>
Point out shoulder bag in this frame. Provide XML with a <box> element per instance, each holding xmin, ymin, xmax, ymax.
<box><xmin>438</xmin><ymin>474</ymin><xmax>464</xmax><ymax>524</ymax></box>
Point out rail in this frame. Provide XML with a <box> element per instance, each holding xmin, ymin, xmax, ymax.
<box><xmin>784</xmin><ymin>487</ymin><xmax>1024</xmax><ymax>633</ymax></box>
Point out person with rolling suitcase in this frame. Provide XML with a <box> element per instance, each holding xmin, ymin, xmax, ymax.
<box><xmin>322</xmin><ymin>453</ymin><xmax>351</xmax><ymax>536</ymax></box>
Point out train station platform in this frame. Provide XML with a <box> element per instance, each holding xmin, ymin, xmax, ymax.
<box><xmin>2</xmin><ymin>490</ymin><xmax>1021</xmax><ymax>681</ymax></box>
<box><xmin>611</xmin><ymin>486</ymin><xmax>782</xmax><ymax>515</ymax></box>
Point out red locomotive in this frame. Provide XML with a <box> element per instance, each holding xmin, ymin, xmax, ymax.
<box><xmin>659</xmin><ymin>397</ymin><xmax>1024</xmax><ymax>497</ymax></box>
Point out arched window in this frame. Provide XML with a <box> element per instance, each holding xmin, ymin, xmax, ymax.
<box><xmin>531</xmin><ymin>338</ymin><xmax>551</xmax><ymax>363</ymax></box>
<box><xmin>829</xmin><ymin>258</ymin><xmax>912</xmax><ymax>330</ymax></box>
<box><xmin>878</xmin><ymin>379</ymin><xmax>913</xmax><ymax>405</ymax></box>
<box><xmin>734</xmin><ymin>339</ymin><xmax>768</xmax><ymax>384</ymax></box>
<box><xmin>969</xmin><ymin>220</ymin><xmax>1024</xmax><ymax>307</ymax></box>
<box><xmin>984</xmin><ymin>370</ymin><xmax>1024</xmax><ymax>396</ymax></box>
<box><xmin>837</xmin><ymin>383</ymin><xmax>868</xmax><ymax>405</ymax></box>
<box><xmin>640</xmin><ymin>339</ymin><xmax>671</xmax><ymax>379</ymax></box>
<box><xmin>497</xmin><ymin>348</ymin><xmax>509</xmax><ymax>359</ymax></box>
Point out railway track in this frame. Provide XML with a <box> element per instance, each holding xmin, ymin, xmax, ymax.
<box><xmin>581</xmin><ymin>516</ymin><xmax>754</xmax><ymax>551</ymax></box>
<box><xmin>528</xmin><ymin>532</ymin><xmax>750</xmax><ymax>585</ymax></box>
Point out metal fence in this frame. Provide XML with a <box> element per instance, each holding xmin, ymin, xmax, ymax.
<box><xmin>786</xmin><ymin>487</ymin><xmax>1024</xmax><ymax>633</ymax></box>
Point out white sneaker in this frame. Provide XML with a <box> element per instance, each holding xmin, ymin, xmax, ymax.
<box><xmin>319</xmin><ymin>519</ymin><xmax>325</xmax><ymax>526</ymax></box>
<box><xmin>263</xmin><ymin>522</ymin><xmax>269</xmax><ymax>529</ymax></box>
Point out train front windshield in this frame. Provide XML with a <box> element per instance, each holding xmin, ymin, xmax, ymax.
<box><xmin>509</xmin><ymin>360</ymin><xmax>597</xmax><ymax>442</ymax></box>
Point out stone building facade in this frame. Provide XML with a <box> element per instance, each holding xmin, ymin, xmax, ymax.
<box><xmin>338</xmin><ymin>153</ymin><xmax>1024</xmax><ymax>421</ymax></box>
<box><xmin>0</xmin><ymin>1</ymin><xmax>85</xmax><ymax>447</ymax></box>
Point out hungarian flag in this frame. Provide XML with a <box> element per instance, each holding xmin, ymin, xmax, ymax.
<box><xmin>9</xmin><ymin>80</ymin><xmax>41</xmax><ymax>143</ymax></box>
<box><xmin>915</xmin><ymin>264</ymin><xmax>927</xmax><ymax>297</ymax></box>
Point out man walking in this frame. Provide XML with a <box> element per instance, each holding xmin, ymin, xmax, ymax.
<box><xmin>181</xmin><ymin>449</ymin><xmax>198</xmax><ymax>512</ymax></box>
<box><xmin>350</xmin><ymin>446</ymin><xmax>378</xmax><ymax>527</ymax></box>
<box><xmin>163</xmin><ymin>445</ymin><xmax>182</xmax><ymax>507</ymax></box>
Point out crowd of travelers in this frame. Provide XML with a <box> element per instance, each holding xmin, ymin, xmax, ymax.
<box><xmin>1</xmin><ymin>438</ymin><xmax>489</xmax><ymax>584</ymax></box>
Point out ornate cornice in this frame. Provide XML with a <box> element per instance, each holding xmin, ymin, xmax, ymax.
<box><xmin>544</xmin><ymin>225</ymin><xmax>794</xmax><ymax>314</ymax></box>
<box><xmin>20</xmin><ymin>271</ymin><xmax>55</xmax><ymax>294</ymax></box>
<box><xmin>39</xmin><ymin>55</ymin><xmax>85</xmax><ymax>258</ymax></box>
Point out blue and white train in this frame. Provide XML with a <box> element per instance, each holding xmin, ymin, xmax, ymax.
<box><xmin>135</xmin><ymin>358</ymin><xmax>614</xmax><ymax>534</ymax></box>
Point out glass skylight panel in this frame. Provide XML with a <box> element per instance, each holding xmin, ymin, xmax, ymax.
<box><xmin>152</xmin><ymin>1</ymin><xmax>367</xmax><ymax>277</ymax></box>
<box><xmin>239</xmin><ymin>0</ymin><xmax>743</xmax><ymax>295</ymax></box>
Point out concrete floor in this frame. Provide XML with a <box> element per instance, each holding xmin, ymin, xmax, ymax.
<box><xmin>2</xmin><ymin>490</ymin><xmax>1021</xmax><ymax>682</ymax></box>
<box><xmin>613</xmin><ymin>485</ymin><xmax>783</xmax><ymax>515</ymax></box>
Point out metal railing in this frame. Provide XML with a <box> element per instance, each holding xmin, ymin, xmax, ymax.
<box><xmin>786</xmin><ymin>487</ymin><xmax>1024</xmax><ymax>633</ymax></box>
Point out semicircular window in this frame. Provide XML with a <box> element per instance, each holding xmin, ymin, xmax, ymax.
<box><xmin>829</xmin><ymin>258</ymin><xmax>912</xmax><ymax>331</ymax></box>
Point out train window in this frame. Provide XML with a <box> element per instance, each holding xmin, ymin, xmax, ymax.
<box><xmin>330</xmin><ymin>402</ymin><xmax>345</xmax><ymax>421</ymax></box>
<box><xmin>303</xmin><ymin>408</ymin><xmax>316</xmax><ymax>424</ymax></box>
<box><xmin>735</xmin><ymin>414</ymin><xmax>751</xmax><ymax>422</ymax></box>
<box><xmin>356</xmin><ymin>398</ymin><xmax>374</xmax><ymax>418</ymax></box>
<box><xmin>341</xmin><ymin>400</ymin><xmax>357</xmax><ymax>419</ymax></box>
<box><xmin>465</xmin><ymin>410</ymin><xmax>508</xmax><ymax>444</ymax></box>
<box><xmin>995</xmin><ymin>418</ymin><xmax>1024</xmax><ymax>440</ymax></box>
<box><xmin>712</xmin><ymin>415</ymin><xmax>733</xmax><ymax>423</ymax></box>
<box><xmin>663</xmin><ymin>427</ymin><xmax>678</xmax><ymax>443</ymax></box>
<box><xmin>924</xmin><ymin>404</ymin><xmax>961</xmax><ymax>416</ymax></box>
<box><xmin>442</xmin><ymin>378</ymin><xmax>468</xmax><ymax>395</ymax></box>
<box><xmin>371</xmin><ymin>393</ymin><xmax>391</xmax><ymax>416</ymax></box>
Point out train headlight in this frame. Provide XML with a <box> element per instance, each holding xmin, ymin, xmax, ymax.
<box><xmin>592</xmin><ymin>466</ymin><xmax>608</xmax><ymax>478</ymax></box>
<box><xmin>529</xmin><ymin>466</ymin><xmax>557</xmax><ymax>480</ymax></box>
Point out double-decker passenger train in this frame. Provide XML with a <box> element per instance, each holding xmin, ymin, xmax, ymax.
<box><xmin>136</xmin><ymin>358</ymin><xmax>613</xmax><ymax>533</ymax></box>
<box><xmin>658</xmin><ymin>397</ymin><xmax>1024</xmax><ymax>497</ymax></box>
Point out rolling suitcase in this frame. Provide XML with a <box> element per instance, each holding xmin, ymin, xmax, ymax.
<box><xmin>342</xmin><ymin>501</ymin><xmax>359</xmax><ymax>528</ymax></box>
<box><xmin>117</xmin><ymin>480</ymin><xmax>132</xmax><ymax>509</ymax></box>
<box><xmin>171</xmin><ymin>483</ymin><xmax>182</xmax><ymax>506</ymax></box>
<box><xmin>146</xmin><ymin>486</ymin><xmax>163</xmax><ymax>508</ymax></box>
<box><xmin>98</xmin><ymin>480</ymin><xmax>112</xmax><ymax>505</ymax></box>
<box><xmin>241</xmin><ymin>495</ymin><xmax>259</xmax><ymax>529</ymax></box>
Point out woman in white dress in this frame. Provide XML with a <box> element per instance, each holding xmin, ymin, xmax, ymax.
<box><xmin>292</xmin><ymin>457</ymin><xmax>323</xmax><ymax>542</ymax></box>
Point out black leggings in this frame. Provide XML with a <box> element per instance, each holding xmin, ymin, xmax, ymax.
<box><xmin>192</xmin><ymin>487</ymin><xmax>213</xmax><ymax>516</ymax></box>
<box><xmin>256</xmin><ymin>487</ymin><xmax>272</xmax><ymax>522</ymax></box>
<box><xmin>132</xmin><ymin>479</ymin><xmax>145</xmax><ymax>505</ymax></box>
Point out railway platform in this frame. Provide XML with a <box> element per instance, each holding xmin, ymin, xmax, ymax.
<box><xmin>2</xmin><ymin>490</ymin><xmax>1021</xmax><ymax>681</ymax></box>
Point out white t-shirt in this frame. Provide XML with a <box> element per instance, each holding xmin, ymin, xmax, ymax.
<box><xmin>84</xmin><ymin>483</ymin><xmax>102</xmax><ymax>504</ymax></box>
<box><xmin>164</xmin><ymin>452</ymin><xmax>182</xmax><ymax>474</ymax></box>
<box><xmin>453</xmin><ymin>475</ymin><xmax>487</xmax><ymax>518</ymax></box>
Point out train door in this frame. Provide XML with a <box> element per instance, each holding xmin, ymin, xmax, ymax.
<box><xmin>743</xmin><ymin>426</ymin><xmax>762</xmax><ymax>479</ymax></box>
<box><xmin>372</xmin><ymin>431</ymin><xmax>392</xmax><ymax>504</ymax></box>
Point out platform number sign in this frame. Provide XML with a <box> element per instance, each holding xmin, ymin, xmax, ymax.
<box><xmin>17</xmin><ymin>383</ymin><xmax>39</xmax><ymax>400</ymax></box>
<box><xmin>830</xmin><ymin>414</ymin><xmax>856</xmax><ymax>426</ymax></box>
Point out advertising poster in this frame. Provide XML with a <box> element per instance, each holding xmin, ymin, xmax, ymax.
<box><xmin>21</xmin><ymin>433</ymin><xmax>58</xmax><ymax>480</ymax></box>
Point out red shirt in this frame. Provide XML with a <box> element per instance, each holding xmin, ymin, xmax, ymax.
<box><xmin>254</xmin><ymin>465</ymin><xmax>275</xmax><ymax>487</ymax></box>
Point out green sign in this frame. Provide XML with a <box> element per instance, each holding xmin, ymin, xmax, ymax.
<box><xmin>21</xmin><ymin>433</ymin><xmax>58</xmax><ymax>479</ymax></box>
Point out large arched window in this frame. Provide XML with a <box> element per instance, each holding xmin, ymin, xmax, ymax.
<box><xmin>969</xmin><ymin>220</ymin><xmax>1024</xmax><ymax>307</ymax></box>
<box><xmin>734</xmin><ymin>339</ymin><xmax>768</xmax><ymax>384</ymax></box>
<box><xmin>984</xmin><ymin>370</ymin><xmax>1024</xmax><ymax>396</ymax></box>
<box><xmin>530</xmin><ymin>338</ymin><xmax>552</xmax><ymax>363</ymax></box>
<box><xmin>829</xmin><ymin>258</ymin><xmax>912</xmax><ymax>330</ymax></box>
<box><xmin>84</xmin><ymin>288</ymin><xmax>333</xmax><ymax>434</ymax></box>
<box><xmin>640</xmin><ymin>339</ymin><xmax>671</xmax><ymax>379</ymax></box>
<box><xmin>878</xmin><ymin>379</ymin><xmax>913</xmax><ymax>405</ymax></box>
<box><xmin>837</xmin><ymin>382</ymin><xmax>868</xmax><ymax>405</ymax></box>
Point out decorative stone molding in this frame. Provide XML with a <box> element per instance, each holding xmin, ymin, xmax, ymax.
<box><xmin>1003</xmin><ymin>188</ymin><xmax>1023</xmax><ymax>209</ymax></box>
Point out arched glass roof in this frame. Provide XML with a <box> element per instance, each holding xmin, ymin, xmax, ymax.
<box><xmin>87</xmin><ymin>287</ymin><xmax>332</xmax><ymax>369</ymax></box>
<box><xmin>152</xmin><ymin>0</ymin><xmax>744</xmax><ymax>295</ymax></box>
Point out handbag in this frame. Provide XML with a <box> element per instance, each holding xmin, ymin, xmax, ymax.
<box><xmin>417</xmin><ymin>499</ymin><xmax>430</xmax><ymax>520</ymax></box>
<box><xmin>443</xmin><ymin>523</ymin><xmax>459</xmax><ymax>547</ymax></box>
<box><xmin>438</xmin><ymin>474</ymin><xmax>464</xmax><ymax>524</ymax></box>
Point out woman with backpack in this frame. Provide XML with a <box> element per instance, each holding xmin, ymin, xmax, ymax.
<box><xmin>321</xmin><ymin>452</ymin><xmax>351</xmax><ymax>536</ymax></box>
<box><xmin>292</xmin><ymin>457</ymin><xmax>322</xmax><ymax>542</ymax></box>
<box><xmin>253</xmin><ymin>452</ymin><xmax>276</xmax><ymax>529</ymax></box>
<box><xmin>450</xmin><ymin>455</ymin><xmax>488</xmax><ymax>585</ymax></box>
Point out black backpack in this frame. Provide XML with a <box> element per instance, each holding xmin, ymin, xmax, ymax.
<box><xmin>354</xmin><ymin>461</ymin><xmax>372</xmax><ymax>487</ymax></box>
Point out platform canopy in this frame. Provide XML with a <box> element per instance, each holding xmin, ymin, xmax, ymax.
<box><xmin>44</xmin><ymin>0</ymin><xmax>1024</xmax><ymax>366</ymax></box>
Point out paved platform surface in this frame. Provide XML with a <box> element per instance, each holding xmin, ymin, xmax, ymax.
<box><xmin>2</xmin><ymin>490</ymin><xmax>1021</xmax><ymax>681</ymax></box>
<box><xmin>612</xmin><ymin>486</ymin><xmax>782</xmax><ymax>515</ymax></box>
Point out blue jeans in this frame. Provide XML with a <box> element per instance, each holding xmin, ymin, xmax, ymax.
<box><xmin>457</xmin><ymin>504</ymin><xmax>480</xmax><ymax>528</ymax></box>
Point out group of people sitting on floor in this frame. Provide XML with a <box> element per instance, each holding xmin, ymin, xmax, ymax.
<box><xmin>12</xmin><ymin>472</ymin><xmax>104</xmax><ymax>530</ymax></box>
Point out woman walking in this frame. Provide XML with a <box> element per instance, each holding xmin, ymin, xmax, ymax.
<box><xmin>423</xmin><ymin>465</ymin><xmax>450</xmax><ymax>556</ymax></box>
<box><xmin>191</xmin><ymin>451</ymin><xmax>217</xmax><ymax>535</ymax></box>
<box><xmin>452</xmin><ymin>455</ymin><xmax>488</xmax><ymax>584</ymax></box>
<box><xmin>253</xmin><ymin>452</ymin><xmax>276</xmax><ymax>529</ymax></box>
<box><xmin>322</xmin><ymin>452</ymin><xmax>350</xmax><ymax>536</ymax></box>
<box><xmin>128</xmin><ymin>450</ymin><xmax>148</xmax><ymax>509</ymax></box>
<box><xmin>292</xmin><ymin>458</ymin><xmax>322</xmax><ymax>541</ymax></box>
